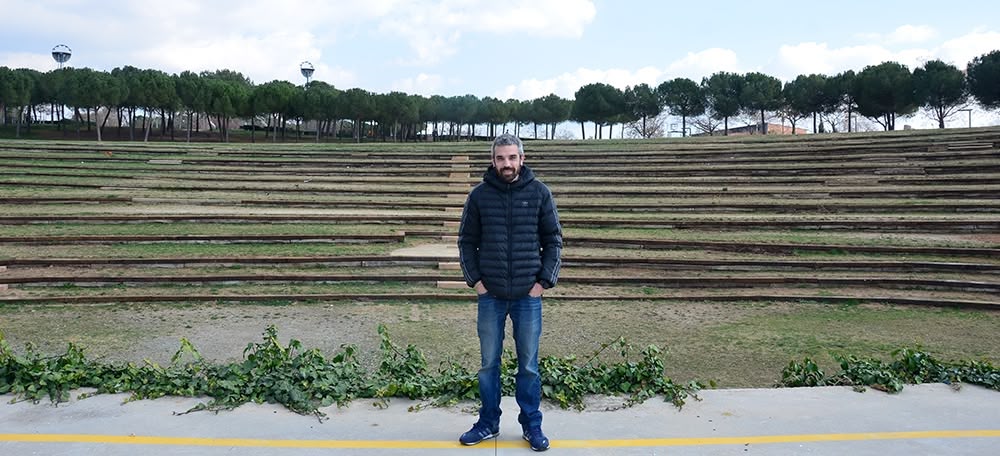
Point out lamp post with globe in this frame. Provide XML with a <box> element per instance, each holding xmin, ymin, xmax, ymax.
<box><xmin>300</xmin><ymin>61</ymin><xmax>314</xmax><ymax>85</ymax></box>
<box><xmin>300</xmin><ymin>61</ymin><xmax>316</xmax><ymax>141</ymax></box>
<box><xmin>51</xmin><ymin>44</ymin><xmax>71</xmax><ymax>69</ymax></box>
<box><xmin>51</xmin><ymin>44</ymin><xmax>72</xmax><ymax>125</ymax></box>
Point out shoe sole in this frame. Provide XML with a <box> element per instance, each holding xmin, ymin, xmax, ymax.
<box><xmin>522</xmin><ymin>434</ymin><xmax>549</xmax><ymax>452</ymax></box>
<box><xmin>460</xmin><ymin>432</ymin><xmax>498</xmax><ymax>446</ymax></box>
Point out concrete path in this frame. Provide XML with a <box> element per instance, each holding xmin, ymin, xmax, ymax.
<box><xmin>2</xmin><ymin>384</ymin><xmax>998</xmax><ymax>455</ymax></box>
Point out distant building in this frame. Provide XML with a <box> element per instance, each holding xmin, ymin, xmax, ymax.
<box><xmin>694</xmin><ymin>122</ymin><xmax>808</xmax><ymax>136</ymax></box>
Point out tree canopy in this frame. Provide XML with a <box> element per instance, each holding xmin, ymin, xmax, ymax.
<box><xmin>967</xmin><ymin>50</ymin><xmax>1000</xmax><ymax>110</ymax></box>
<box><xmin>4</xmin><ymin>49</ymin><xmax>1000</xmax><ymax>142</ymax></box>
<box><xmin>913</xmin><ymin>60</ymin><xmax>968</xmax><ymax>128</ymax></box>
<box><xmin>853</xmin><ymin>62</ymin><xmax>918</xmax><ymax>131</ymax></box>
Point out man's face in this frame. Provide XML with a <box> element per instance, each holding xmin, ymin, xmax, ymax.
<box><xmin>492</xmin><ymin>144</ymin><xmax>523</xmax><ymax>183</ymax></box>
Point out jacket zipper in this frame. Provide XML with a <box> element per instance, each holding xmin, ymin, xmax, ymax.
<box><xmin>507</xmin><ymin>182</ymin><xmax>513</xmax><ymax>298</ymax></box>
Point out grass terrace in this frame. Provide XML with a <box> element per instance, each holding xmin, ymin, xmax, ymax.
<box><xmin>1</xmin><ymin>127</ymin><xmax>998</xmax><ymax>390</ymax></box>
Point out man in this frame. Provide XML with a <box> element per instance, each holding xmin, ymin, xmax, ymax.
<box><xmin>457</xmin><ymin>133</ymin><xmax>562</xmax><ymax>452</ymax></box>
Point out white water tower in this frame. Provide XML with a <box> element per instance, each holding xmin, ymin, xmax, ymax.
<box><xmin>52</xmin><ymin>44</ymin><xmax>72</xmax><ymax>69</ymax></box>
<box><xmin>300</xmin><ymin>61</ymin><xmax>314</xmax><ymax>85</ymax></box>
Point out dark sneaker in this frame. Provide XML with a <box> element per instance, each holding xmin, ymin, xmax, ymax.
<box><xmin>522</xmin><ymin>426</ymin><xmax>550</xmax><ymax>451</ymax></box>
<box><xmin>459</xmin><ymin>422</ymin><xmax>499</xmax><ymax>446</ymax></box>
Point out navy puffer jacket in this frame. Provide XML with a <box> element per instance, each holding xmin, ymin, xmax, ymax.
<box><xmin>458</xmin><ymin>164</ymin><xmax>562</xmax><ymax>299</ymax></box>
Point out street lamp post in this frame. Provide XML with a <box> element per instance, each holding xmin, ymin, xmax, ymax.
<box><xmin>957</xmin><ymin>108</ymin><xmax>972</xmax><ymax>128</ymax></box>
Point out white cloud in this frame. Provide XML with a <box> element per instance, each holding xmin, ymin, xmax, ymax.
<box><xmin>3</xmin><ymin>0</ymin><xmax>596</xmax><ymax>73</ymax></box>
<box><xmin>477</xmin><ymin>0</ymin><xmax>597</xmax><ymax>37</ymax></box>
<box><xmin>132</xmin><ymin>31</ymin><xmax>326</xmax><ymax>84</ymax></box>
<box><xmin>0</xmin><ymin>52</ymin><xmax>65</xmax><ymax>71</ymax></box>
<box><xmin>497</xmin><ymin>48</ymin><xmax>739</xmax><ymax>100</ymax></box>
<box><xmin>498</xmin><ymin>66</ymin><xmax>663</xmax><ymax>100</ymax></box>
<box><xmin>776</xmin><ymin>27</ymin><xmax>1000</xmax><ymax>79</ymax></box>
<box><xmin>853</xmin><ymin>25</ymin><xmax>937</xmax><ymax>45</ymax></box>
<box><xmin>886</xmin><ymin>25</ymin><xmax>938</xmax><ymax>44</ymax></box>
<box><xmin>312</xmin><ymin>64</ymin><xmax>358</xmax><ymax>89</ymax></box>
<box><xmin>391</xmin><ymin>73</ymin><xmax>445</xmax><ymax>95</ymax></box>
<box><xmin>665</xmin><ymin>48</ymin><xmax>741</xmax><ymax>80</ymax></box>
<box><xmin>377</xmin><ymin>0</ymin><xmax>596</xmax><ymax>65</ymax></box>
<box><xmin>936</xmin><ymin>29</ymin><xmax>1000</xmax><ymax>68</ymax></box>
<box><xmin>776</xmin><ymin>42</ymin><xmax>894</xmax><ymax>79</ymax></box>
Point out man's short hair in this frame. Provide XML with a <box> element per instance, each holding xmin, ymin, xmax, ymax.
<box><xmin>491</xmin><ymin>133</ymin><xmax>524</xmax><ymax>157</ymax></box>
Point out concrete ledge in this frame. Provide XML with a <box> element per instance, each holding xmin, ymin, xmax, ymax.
<box><xmin>442</xmin><ymin>221</ymin><xmax>460</xmax><ymax>228</ymax></box>
<box><xmin>436</xmin><ymin>281</ymin><xmax>467</xmax><ymax>289</ymax></box>
<box><xmin>437</xmin><ymin>262</ymin><xmax>461</xmax><ymax>270</ymax></box>
<box><xmin>148</xmin><ymin>159</ymin><xmax>182</xmax><ymax>165</ymax></box>
<box><xmin>440</xmin><ymin>235</ymin><xmax>458</xmax><ymax>243</ymax></box>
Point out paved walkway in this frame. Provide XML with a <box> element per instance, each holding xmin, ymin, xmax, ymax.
<box><xmin>2</xmin><ymin>384</ymin><xmax>998</xmax><ymax>455</ymax></box>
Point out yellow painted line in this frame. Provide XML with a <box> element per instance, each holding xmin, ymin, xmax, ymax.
<box><xmin>0</xmin><ymin>430</ymin><xmax>997</xmax><ymax>449</ymax></box>
<box><xmin>554</xmin><ymin>430</ymin><xmax>1000</xmax><ymax>448</ymax></box>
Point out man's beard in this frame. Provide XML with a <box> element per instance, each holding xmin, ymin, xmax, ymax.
<box><xmin>499</xmin><ymin>166</ymin><xmax>518</xmax><ymax>182</ymax></box>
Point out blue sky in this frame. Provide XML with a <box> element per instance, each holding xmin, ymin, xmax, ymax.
<box><xmin>2</xmin><ymin>0</ymin><xmax>1000</xmax><ymax>129</ymax></box>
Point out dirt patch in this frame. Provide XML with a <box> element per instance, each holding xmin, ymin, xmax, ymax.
<box><xmin>959</xmin><ymin>234</ymin><xmax>1000</xmax><ymax>245</ymax></box>
<box><xmin>390</xmin><ymin>243</ymin><xmax>458</xmax><ymax>258</ymax></box>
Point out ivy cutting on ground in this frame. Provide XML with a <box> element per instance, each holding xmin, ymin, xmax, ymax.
<box><xmin>3</xmin><ymin>326</ymin><xmax>996</xmax><ymax>421</ymax></box>
<box><xmin>0</xmin><ymin>325</ymin><xmax>705</xmax><ymax>420</ymax></box>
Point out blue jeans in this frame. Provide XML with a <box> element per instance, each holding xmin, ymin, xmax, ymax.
<box><xmin>476</xmin><ymin>293</ymin><xmax>543</xmax><ymax>429</ymax></box>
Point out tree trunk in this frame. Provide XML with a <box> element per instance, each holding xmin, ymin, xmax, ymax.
<box><xmin>100</xmin><ymin>108</ymin><xmax>112</xmax><ymax>130</ymax></box>
<box><xmin>760</xmin><ymin>110</ymin><xmax>766</xmax><ymax>134</ymax></box>
<box><xmin>273</xmin><ymin>114</ymin><xmax>279</xmax><ymax>142</ymax></box>
<box><xmin>143</xmin><ymin>109</ymin><xmax>152</xmax><ymax>142</ymax></box>
<box><xmin>129</xmin><ymin>108</ymin><xmax>135</xmax><ymax>141</ymax></box>
<box><xmin>15</xmin><ymin>106</ymin><xmax>22</xmax><ymax>138</ymax></box>
<box><xmin>724</xmin><ymin>117</ymin><xmax>729</xmax><ymax>136</ymax></box>
<box><xmin>73</xmin><ymin>108</ymin><xmax>82</xmax><ymax>139</ymax></box>
<box><xmin>186</xmin><ymin>111</ymin><xmax>192</xmax><ymax>143</ymax></box>
<box><xmin>96</xmin><ymin>107</ymin><xmax>107</xmax><ymax>142</ymax></box>
<box><xmin>24</xmin><ymin>104</ymin><xmax>32</xmax><ymax>133</ymax></box>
